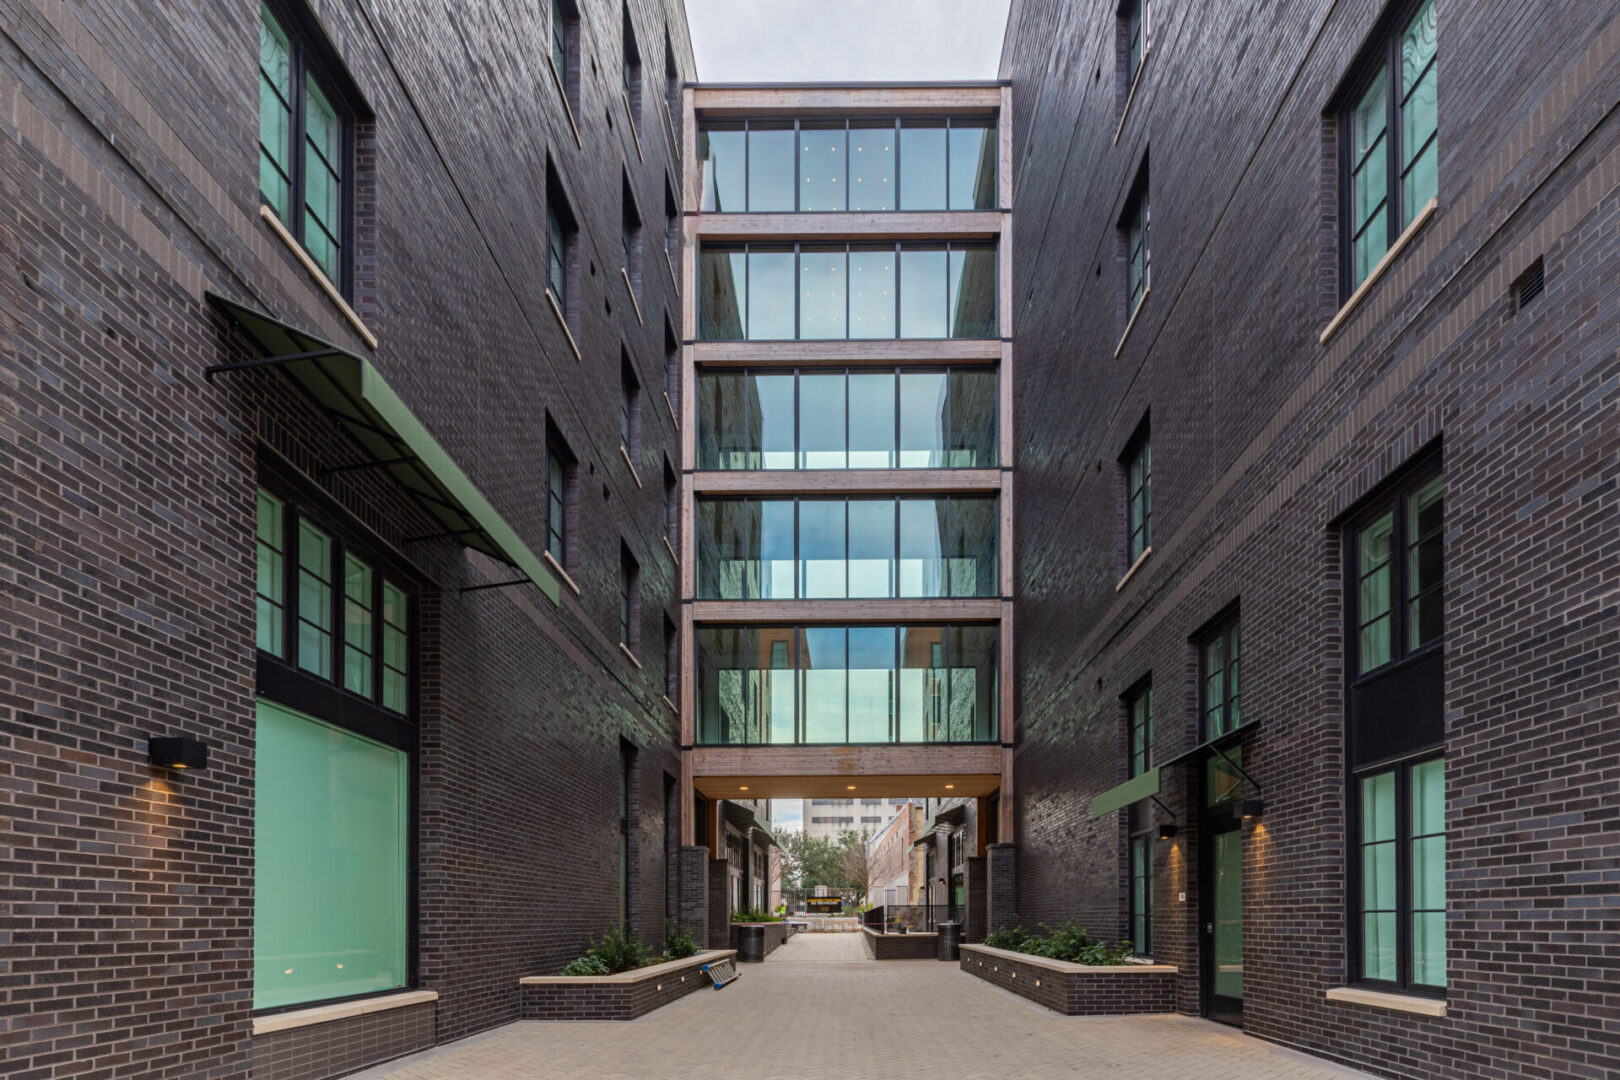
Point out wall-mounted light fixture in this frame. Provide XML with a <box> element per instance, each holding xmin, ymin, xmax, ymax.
<box><xmin>1157</xmin><ymin>823</ymin><xmax>1179</xmax><ymax>840</ymax></box>
<box><xmin>1241</xmin><ymin>798</ymin><xmax>1265</xmax><ymax>820</ymax></box>
<box><xmin>149</xmin><ymin>736</ymin><xmax>208</xmax><ymax>770</ymax></box>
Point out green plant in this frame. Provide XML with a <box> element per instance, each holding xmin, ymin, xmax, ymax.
<box><xmin>730</xmin><ymin>904</ymin><xmax>783</xmax><ymax>923</ymax></box>
<box><xmin>662</xmin><ymin>918</ymin><xmax>696</xmax><ymax>960</ymax></box>
<box><xmin>561</xmin><ymin>953</ymin><xmax>609</xmax><ymax>976</ymax></box>
<box><xmin>589</xmin><ymin>922</ymin><xmax>651</xmax><ymax>974</ymax></box>
<box><xmin>984</xmin><ymin>916</ymin><xmax>1032</xmax><ymax>951</ymax></box>
<box><xmin>983</xmin><ymin>917</ymin><xmax>1130</xmax><ymax>965</ymax></box>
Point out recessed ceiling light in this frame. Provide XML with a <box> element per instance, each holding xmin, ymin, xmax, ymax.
<box><xmin>945</xmin><ymin>784</ymin><xmax>955</xmax><ymax>790</ymax></box>
<box><xmin>846</xmin><ymin>785</ymin><xmax>857</xmax><ymax>791</ymax></box>
<box><xmin>739</xmin><ymin>785</ymin><xmax>749</xmax><ymax>791</ymax></box>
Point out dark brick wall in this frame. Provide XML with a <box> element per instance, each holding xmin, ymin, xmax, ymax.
<box><xmin>727</xmin><ymin>920</ymin><xmax>787</xmax><ymax>961</ymax></box>
<box><xmin>253</xmin><ymin>1004</ymin><xmax>435</xmax><ymax>1080</ymax></box>
<box><xmin>1</xmin><ymin>0</ymin><xmax>695</xmax><ymax>1076</ymax></box>
<box><xmin>1002</xmin><ymin>2</ymin><xmax>1620</xmax><ymax>1078</ymax></box>
<box><xmin>862</xmin><ymin>928</ymin><xmax>939</xmax><ymax>961</ymax></box>
<box><xmin>678</xmin><ymin>845</ymin><xmax>711</xmax><ymax>948</ymax></box>
<box><xmin>987</xmin><ymin>843</ymin><xmax>1018</xmax><ymax>936</ymax></box>
<box><xmin>706</xmin><ymin>857</ymin><xmax>730</xmax><ymax>948</ymax></box>
<box><xmin>960</xmin><ymin>946</ymin><xmax>1176</xmax><ymax>1016</ymax></box>
<box><xmin>964</xmin><ymin>854</ymin><xmax>987</xmax><ymax>944</ymax></box>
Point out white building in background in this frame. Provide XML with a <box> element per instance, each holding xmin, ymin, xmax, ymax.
<box><xmin>800</xmin><ymin>797</ymin><xmax>893</xmax><ymax>841</ymax></box>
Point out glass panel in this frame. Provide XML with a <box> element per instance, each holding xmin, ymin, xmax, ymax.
<box><xmin>801</xmin><ymin>627</ymin><xmax>847</xmax><ymax>743</ymax></box>
<box><xmin>258</xmin><ymin>4</ymin><xmax>292</xmax><ymax>220</ymax></box>
<box><xmin>1403</xmin><ymin>130</ymin><xmax>1437</xmax><ymax>225</ymax></box>
<box><xmin>1358</xmin><ymin>511</ymin><xmax>1394</xmax><ymax>672</ymax></box>
<box><xmin>848</xmin><ymin>246</ymin><xmax>896</xmax><ymax>338</ymax></box>
<box><xmin>848</xmin><ymin>499</ymin><xmax>896</xmax><ymax>598</ymax></box>
<box><xmin>847</xmin><ymin>627</ymin><xmax>895</xmax><ymax>742</ymax></box>
<box><xmin>1212</xmin><ymin>829</ymin><xmax>1243</xmax><ymax>999</ymax></box>
<box><xmin>760</xmin><ymin>500</ymin><xmax>796</xmax><ymax>598</ymax></box>
<box><xmin>699</xmin><ymin>124</ymin><xmax>746</xmax><ymax>212</ymax></box>
<box><xmin>697</xmin><ymin>627</ymin><xmax>764</xmax><ymax>743</ymax></box>
<box><xmin>1409</xmin><ymin>475</ymin><xmax>1444</xmax><ymax>647</ymax></box>
<box><xmin>1363</xmin><ymin>912</ymin><xmax>1398</xmax><ymax>982</ymax></box>
<box><xmin>947</xmin><ymin>625</ymin><xmax>997</xmax><ymax>741</ymax></box>
<box><xmin>254</xmin><ymin>699</ymin><xmax>408</xmax><ymax>1010</ymax></box>
<box><xmin>381</xmin><ymin>581</ymin><xmax>408</xmax><ymax>713</ymax></box>
<box><xmin>1411</xmin><ymin>757</ymin><xmax>1444</xmax><ymax>836</ymax></box>
<box><xmin>698</xmin><ymin>248</ymin><xmax>746</xmax><ymax>339</ymax></box>
<box><xmin>799</xmin><ymin>499</ymin><xmax>846</xmax><ymax>599</ymax></box>
<box><xmin>848</xmin><ymin>372</ymin><xmax>897</xmax><ymax>468</ymax></box>
<box><xmin>1362</xmin><ymin>770</ymin><xmax>1396</xmax><ymax>842</ymax></box>
<box><xmin>946</xmin><ymin>497</ymin><xmax>997</xmax><ymax>597</ymax></box>
<box><xmin>747</xmin><ymin>248</ymin><xmax>796</xmax><ymax>340</ymax></box>
<box><xmin>1228</xmin><ymin>624</ymin><xmax>1242</xmax><ymax>726</ymax></box>
<box><xmin>899</xmin><ymin>121</ymin><xmax>947</xmax><ymax>210</ymax></box>
<box><xmin>303</xmin><ymin>77</ymin><xmax>342</xmax><ymax>282</ymax></box>
<box><xmin>297</xmin><ymin>521</ymin><xmax>332</xmax><ymax>679</ymax></box>
<box><xmin>1412</xmin><ymin>910</ymin><xmax>1446</xmax><ymax>987</ymax></box>
<box><xmin>799</xmin><ymin>247</ymin><xmax>846</xmax><ymax>340</ymax></box>
<box><xmin>342</xmin><ymin>555</ymin><xmax>373</xmax><ymax>698</ymax></box>
<box><xmin>756</xmin><ymin>373</ymin><xmax>797</xmax><ymax>470</ymax></box>
<box><xmin>949</xmin><ymin>246</ymin><xmax>998</xmax><ymax>338</ymax></box>
<box><xmin>899</xmin><ymin>247</ymin><xmax>948</xmax><ymax>338</ymax></box>
<box><xmin>1204</xmin><ymin>636</ymin><xmax>1225</xmax><ymax>736</ymax></box>
<box><xmin>1411</xmin><ymin>835</ymin><xmax>1444</xmax><ymax>909</ymax></box>
<box><xmin>256</xmin><ymin>489</ymin><xmax>285</xmax><ymax>656</ymax></box>
<box><xmin>1206</xmin><ymin>747</ymin><xmax>1243</xmax><ymax>805</ymax></box>
<box><xmin>746</xmin><ymin>122</ymin><xmax>795</xmax><ymax>212</ymax></box>
<box><xmin>898</xmin><ymin>371</ymin><xmax>948</xmax><ymax>468</ymax></box>
<box><xmin>1363</xmin><ymin>838</ymin><xmax>1396</xmax><ymax>911</ymax></box>
<box><xmin>697</xmin><ymin>500</ymin><xmax>754</xmax><ymax>600</ymax></box>
<box><xmin>848</xmin><ymin>121</ymin><xmax>895</xmax><ymax>211</ymax></box>
<box><xmin>898</xmin><ymin>498</ymin><xmax>945</xmax><ymax>598</ymax></box>
<box><xmin>898</xmin><ymin>626</ymin><xmax>946</xmax><ymax>742</ymax></box>
<box><xmin>1351</xmin><ymin>71</ymin><xmax>1389</xmax><ymax>286</ymax></box>
<box><xmin>799</xmin><ymin>121</ymin><xmax>846</xmax><ymax>212</ymax></box>
<box><xmin>697</xmin><ymin>370</ymin><xmax>745</xmax><ymax>469</ymax></box>
<box><xmin>799</xmin><ymin>373</ymin><xmax>846</xmax><ymax>470</ymax></box>
<box><xmin>1400</xmin><ymin>0</ymin><xmax>1439</xmax><ymax>224</ymax></box>
<box><xmin>948</xmin><ymin>120</ymin><xmax>997</xmax><ymax>210</ymax></box>
<box><xmin>946</xmin><ymin>368</ymin><xmax>997</xmax><ymax>467</ymax></box>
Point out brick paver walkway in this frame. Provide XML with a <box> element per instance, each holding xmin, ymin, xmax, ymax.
<box><xmin>352</xmin><ymin>932</ymin><xmax>1381</xmax><ymax>1080</ymax></box>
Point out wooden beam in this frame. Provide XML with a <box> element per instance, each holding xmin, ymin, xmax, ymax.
<box><xmin>693</xmin><ymin>742</ymin><xmax>1000</xmax><ymax>781</ymax></box>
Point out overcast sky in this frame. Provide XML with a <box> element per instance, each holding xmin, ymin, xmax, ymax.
<box><xmin>685</xmin><ymin>0</ymin><xmax>1013</xmax><ymax>82</ymax></box>
<box><xmin>770</xmin><ymin>799</ymin><xmax>803</xmax><ymax>832</ymax></box>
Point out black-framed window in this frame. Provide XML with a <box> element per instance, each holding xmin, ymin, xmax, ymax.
<box><xmin>1350</xmin><ymin>469</ymin><xmax>1443</xmax><ymax>677</ymax></box>
<box><xmin>1355</xmin><ymin>754</ymin><xmax>1445</xmax><ymax>991</ymax></box>
<box><xmin>547</xmin><ymin>168</ymin><xmax>577</xmax><ymax>315</ymax></box>
<box><xmin>1339</xmin><ymin>0</ymin><xmax>1437</xmax><ymax>296</ymax></box>
<box><xmin>621</xmin><ymin>352</ymin><xmax>642</xmax><ymax>462</ymax></box>
<box><xmin>622</xmin><ymin>175</ymin><xmax>643</xmax><ymax>291</ymax></box>
<box><xmin>546</xmin><ymin>432</ymin><xmax>575</xmax><ymax>568</ymax></box>
<box><xmin>664</xmin><ymin>319</ymin><xmax>681</xmax><ymax>418</ymax></box>
<box><xmin>622</xmin><ymin>2</ymin><xmax>642</xmax><ymax>126</ymax></box>
<box><xmin>1122</xmin><ymin>177</ymin><xmax>1150</xmax><ymax>317</ymax></box>
<box><xmin>663</xmin><ymin>31</ymin><xmax>681</xmax><ymax>146</ymax></box>
<box><xmin>619</xmin><ymin>739</ymin><xmax>635</xmax><ymax>929</ymax></box>
<box><xmin>663</xmin><ymin>615</ymin><xmax>679</xmax><ymax>700</ymax></box>
<box><xmin>620</xmin><ymin>544</ymin><xmax>641</xmax><ymax>654</ymax></box>
<box><xmin>1129</xmin><ymin>831</ymin><xmax>1153</xmax><ymax>955</ymax></box>
<box><xmin>664</xmin><ymin>177</ymin><xmax>679</xmax><ymax>266</ymax></box>
<box><xmin>1126</xmin><ymin>681</ymin><xmax>1152</xmax><ymax>777</ymax></box>
<box><xmin>664</xmin><ymin>459</ymin><xmax>680</xmax><ymax>546</ymax></box>
<box><xmin>550</xmin><ymin>0</ymin><xmax>579</xmax><ymax>111</ymax></box>
<box><xmin>1199</xmin><ymin>615</ymin><xmax>1241</xmax><ymax>739</ymax></box>
<box><xmin>1120</xmin><ymin>0</ymin><xmax>1151</xmax><ymax>92</ymax></box>
<box><xmin>1122</xmin><ymin>424</ymin><xmax>1151</xmax><ymax>564</ymax></box>
<box><xmin>259</xmin><ymin>0</ymin><xmax>357</xmax><ymax>293</ymax></box>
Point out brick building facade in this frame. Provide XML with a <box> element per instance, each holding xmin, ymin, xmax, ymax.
<box><xmin>1001</xmin><ymin>1</ymin><xmax>1619</xmax><ymax>1079</ymax></box>
<box><xmin>3</xmin><ymin>1</ymin><xmax>694</xmax><ymax>1077</ymax></box>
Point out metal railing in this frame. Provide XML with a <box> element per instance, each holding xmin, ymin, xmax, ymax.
<box><xmin>863</xmin><ymin>904</ymin><xmax>954</xmax><ymax>934</ymax></box>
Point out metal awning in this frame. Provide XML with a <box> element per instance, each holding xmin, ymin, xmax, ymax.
<box><xmin>912</xmin><ymin>803</ymin><xmax>967</xmax><ymax>845</ymax></box>
<box><xmin>722</xmin><ymin>800</ymin><xmax>779</xmax><ymax>848</ymax></box>
<box><xmin>1088</xmin><ymin>721</ymin><xmax>1260</xmax><ymax>819</ymax></box>
<box><xmin>205</xmin><ymin>293</ymin><xmax>557</xmax><ymax>605</ymax></box>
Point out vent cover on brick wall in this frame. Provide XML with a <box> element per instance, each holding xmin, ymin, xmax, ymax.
<box><xmin>1514</xmin><ymin>257</ymin><xmax>1545</xmax><ymax>310</ymax></box>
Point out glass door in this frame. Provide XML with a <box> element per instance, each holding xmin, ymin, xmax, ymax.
<box><xmin>1201</xmin><ymin>819</ymin><xmax>1244</xmax><ymax>1024</ymax></box>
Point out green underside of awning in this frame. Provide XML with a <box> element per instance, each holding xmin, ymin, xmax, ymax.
<box><xmin>208</xmin><ymin>293</ymin><xmax>558</xmax><ymax>606</ymax></box>
<box><xmin>1090</xmin><ymin>766</ymin><xmax>1160</xmax><ymax>819</ymax></box>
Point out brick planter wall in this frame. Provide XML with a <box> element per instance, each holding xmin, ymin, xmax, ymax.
<box><xmin>253</xmin><ymin>996</ymin><xmax>436</xmax><ymax>1080</ymax></box>
<box><xmin>960</xmin><ymin>945</ymin><xmax>1176</xmax><ymax>1015</ymax></box>
<box><xmin>728</xmin><ymin>921</ymin><xmax>788</xmax><ymax>961</ymax></box>
<box><xmin>862</xmin><ymin>927</ymin><xmax>940</xmax><ymax>960</ymax></box>
<box><xmin>519</xmin><ymin>951</ymin><xmax>735</xmax><ymax>1021</ymax></box>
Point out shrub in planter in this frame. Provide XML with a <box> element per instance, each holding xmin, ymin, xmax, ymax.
<box><xmin>662</xmin><ymin>918</ymin><xmax>697</xmax><ymax>960</ymax></box>
<box><xmin>984</xmin><ymin>917</ymin><xmax>1131</xmax><ymax>965</ymax></box>
<box><xmin>561</xmin><ymin>953</ymin><xmax>609</xmax><ymax>976</ymax></box>
<box><xmin>730</xmin><ymin>905</ymin><xmax>783</xmax><ymax>923</ymax></box>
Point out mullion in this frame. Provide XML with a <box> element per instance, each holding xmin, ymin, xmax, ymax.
<box><xmin>1385</xmin><ymin>33</ymin><xmax>1402</xmax><ymax>251</ymax></box>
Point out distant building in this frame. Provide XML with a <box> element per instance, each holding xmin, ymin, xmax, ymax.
<box><xmin>867</xmin><ymin>802</ymin><xmax>927</xmax><ymax>906</ymax></box>
<box><xmin>800</xmin><ymin>797</ymin><xmax>892</xmax><ymax>841</ymax></box>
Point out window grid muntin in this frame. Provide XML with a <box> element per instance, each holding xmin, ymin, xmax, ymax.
<box><xmin>1348</xmin><ymin>467</ymin><xmax>1444</xmax><ymax>678</ymax></box>
<box><xmin>1126</xmin><ymin>194</ymin><xmax>1150</xmax><ymax>314</ymax></box>
<box><xmin>546</xmin><ymin>446</ymin><xmax>568</xmax><ymax>562</ymax></box>
<box><xmin>1126</xmin><ymin>436</ymin><xmax>1151</xmax><ymax>562</ymax></box>
<box><xmin>1129</xmin><ymin>832</ymin><xmax>1153</xmax><ymax>954</ymax></box>
<box><xmin>257</xmin><ymin>488</ymin><xmax>288</xmax><ymax>657</ymax></box>
<box><xmin>1200</xmin><ymin>617</ymin><xmax>1241</xmax><ymax>739</ymax></box>
<box><xmin>342</xmin><ymin>553</ymin><xmax>375</xmax><ymax>698</ymax></box>
<box><xmin>1128</xmin><ymin>682</ymin><xmax>1152</xmax><ymax>777</ymax></box>
<box><xmin>1353</xmin><ymin>752</ymin><xmax>1445</xmax><ymax>991</ymax></box>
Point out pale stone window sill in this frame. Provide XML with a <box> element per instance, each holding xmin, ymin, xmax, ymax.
<box><xmin>620</xmin><ymin>266</ymin><xmax>645</xmax><ymax>324</ymax></box>
<box><xmin>661</xmin><ymin>694</ymin><xmax>678</xmax><ymax>714</ymax></box>
<box><xmin>259</xmin><ymin>205</ymin><xmax>377</xmax><ymax>349</ymax></box>
<box><xmin>545</xmin><ymin>289</ymin><xmax>581</xmax><ymax>362</ymax></box>
<box><xmin>252</xmin><ymin>989</ymin><xmax>437</xmax><ymax>1036</ymax></box>
<box><xmin>542</xmin><ymin>549</ymin><xmax>581</xmax><ymax>595</ymax></box>
<box><xmin>546</xmin><ymin>56</ymin><xmax>583</xmax><ymax>148</ymax></box>
<box><xmin>1325</xmin><ymin>985</ymin><xmax>1446</xmax><ymax>1017</ymax></box>
<box><xmin>620</xmin><ymin>445</ymin><xmax>644</xmax><ymax>488</ymax></box>
<box><xmin>619</xmin><ymin>642</ymin><xmax>643</xmax><ymax>669</ymax></box>
<box><xmin>1116</xmin><ymin>545</ymin><xmax>1152</xmax><ymax>592</ymax></box>
<box><xmin>622</xmin><ymin>91</ymin><xmax>644</xmax><ymax>162</ymax></box>
<box><xmin>1320</xmin><ymin>197</ymin><xmax>1438</xmax><ymax>344</ymax></box>
<box><xmin>1114</xmin><ymin>46</ymin><xmax>1151</xmax><ymax>146</ymax></box>
<box><xmin>664</xmin><ymin>389</ymin><xmax>678</xmax><ymax>424</ymax></box>
<box><xmin>1115</xmin><ymin>286</ymin><xmax>1150</xmax><ymax>357</ymax></box>
<box><xmin>662</xmin><ymin>535</ymin><xmax>678</xmax><ymax>565</ymax></box>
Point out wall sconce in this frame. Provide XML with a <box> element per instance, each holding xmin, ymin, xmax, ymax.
<box><xmin>149</xmin><ymin>736</ymin><xmax>208</xmax><ymax>770</ymax></box>
<box><xmin>1241</xmin><ymin>798</ymin><xmax>1265</xmax><ymax>820</ymax></box>
<box><xmin>1157</xmin><ymin>823</ymin><xmax>1179</xmax><ymax>840</ymax></box>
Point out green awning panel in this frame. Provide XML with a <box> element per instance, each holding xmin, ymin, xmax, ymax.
<box><xmin>1089</xmin><ymin>767</ymin><xmax>1160</xmax><ymax>819</ymax></box>
<box><xmin>206</xmin><ymin>293</ymin><xmax>558</xmax><ymax>605</ymax></box>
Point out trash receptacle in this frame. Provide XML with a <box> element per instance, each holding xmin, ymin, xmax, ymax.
<box><xmin>736</xmin><ymin>923</ymin><xmax>765</xmax><ymax>963</ymax></box>
<box><xmin>936</xmin><ymin>921</ymin><xmax>961</xmax><ymax>962</ymax></box>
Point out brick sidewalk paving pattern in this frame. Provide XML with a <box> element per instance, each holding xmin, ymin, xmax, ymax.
<box><xmin>349</xmin><ymin>933</ymin><xmax>1384</xmax><ymax>1080</ymax></box>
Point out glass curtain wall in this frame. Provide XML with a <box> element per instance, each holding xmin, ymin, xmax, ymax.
<box><xmin>696</xmin><ymin>496</ymin><xmax>997</xmax><ymax>600</ymax></box>
<box><xmin>695</xmin><ymin>624</ymin><xmax>998</xmax><ymax>744</ymax></box>
<box><xmin>698</xmin><ymin>116</ymin><xmax>996</xmax><ymax>213</ymax></box>
<box><xmin>698</xmin><ymin>243</ymin><xmax>997</xmax><ymax>340</ymax></box>
<box><xmin>697</xmin><ymin>368</ymin><xmax>996</xmax><ymax>470</ymax></box>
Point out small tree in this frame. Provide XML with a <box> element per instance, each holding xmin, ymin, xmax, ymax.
<box><xmin>836</xmin><ymin>828</ymin><xmax>872</xmax><ymax>904</ymax></box>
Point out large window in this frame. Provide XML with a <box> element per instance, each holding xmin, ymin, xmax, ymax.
<box><xmin>620</xmin><ymin>544</ymin><xmax>641</xmax><ymax>654</ymax></box>
<box><xmin>696</xmin><ymin>496</ymin><xmax>997</xmax><ymax>600</ymax></box>
<box><xmin>550</xmin><ymin>0</ymin><xmax>580</xmax><ymax>113</ymax></box>
<box><xmin>1120</xmin><ymin>0</ymin><xmax>1151</xmax><ymax>92</ymax></box>
<box><xmin>1199</xmin><ymin>616</ymin><xmax>1241</xmax><ymax>739</ymax></box>
<box><xmin>1340</xmin><ymin>0</ymin><xmax>1437</xmax><ymax>295</ymax></box>
<box><xmin>1122</xmin><ymin>180</ymin><xmax>1150</xmax><ymax>318</ymax></box>
<box><xmin>698</xmin><ymin>243</ymin><xmax>998</xmax><ymax>340</ymax></box>
<box><xmin>259</xmin><ymin>0</ymin><xmax>356</xmax><ymax>291</ymax></box>
<box><xmin>1129</xmin><ymin>832</ymin><xmax>1153</xmax><ymax>955</ymax></box>
<box><xmin>1356</xmin><ymin>756</ymin><xmax>1445</xmax><ymax>990</ymax></box>
<box><xmin>698</xmin><ymin>116</ymin><xmax>996</xmax><ymax>213</ymax></box>
<box><xmin>256</xmin><ymin>485</ymin><xmax>412</xmax><ymax>714</ymax></box>
<box><xmin>695</xmin><ymin>624</ymin><xmax>997</xmax><ymax>745</ymax></box>
<box><xmin>697</xmin><ymin>367</ymin><xmax>997</xmax><ymax>471</ymax></box>
<box><xmin>546</xmin><ymin>432</ymin><xmax>575</xmax><ymax>569</ymax></box>
<box><xmin>1352</xmin><ymin>471</ymin><xmax>1443</xmax><ymax>676</ymax></box>
<box><xmin>254</xmin><ymin>699</ymin><xmax>409</xmax><ymax>1010</ymax></box>
<box><xmin>1127</xmin><ymin>681</ymin><xmax>1152</xmax><ymax>777</ymax></box>
<box><xmin>1122</xmin><ymin>426</ymin><xmax>1151</xmax><ymax>564</ymax></box>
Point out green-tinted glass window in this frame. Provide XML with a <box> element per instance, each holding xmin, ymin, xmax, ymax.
<box><xmin>1407</xmin><ymin>476</ymin><xmax>1444</xmax><ymax>649</ymax></box>
<box><xmin>1357</xmin><ymin>511</ymin><xmax>1394</xmax><ymax>673</ymax></box>
<box><xmin>258</xmin><ymin>4</ymin><xmax>293</xmax><ymax>220</ymax></box>
<box><xmin>1410</xmin><ymin>757</ymin><xmax>1445</xmax><ymax>987</ymax></box>
<box><xmin>1206</xmin><ymin>746</ymin><xmax>1244</xmax><ymax>806</ymax></box>
<box><xmin>848</xmin><ymin>121</ymin><xmax>895</xmax><ymax>211</ymax></box>
<box><xmin>1349</xmin><ymin>72</ymin><xmax>1389</xmax><ymax>288</ymax></box>
<box><xmin>948</xmin><ymin>245</ymin><xmax>998</xmax><ymax>338</ymax></box>
<box><xmin>1126</xmin><ymin>193</ymin><xmax>1150</xmax><ymax>314</ymax></box>
<box><xmin>303</xmin><ymin>76</ymin><xmax>342</xmax><ymax>283</ymax></box>
<box><xmin>699</xmin><ymin>123</ymin><xmax>746</xmax><ymax>212</ymax></box>
<box><xmin>547</xmin><ymin>447</ymin><xmax>567</xmax><ymax>563</ymax></box>
<box><xmin>899</xmin><ymin>121</ymin><xmax>947</xmax><ymax>210</ymax></box>
<box><xmin>1359</xmin><ymin>769</ymin><xmax>1398</xmax><ymax>982</ymax></box>
<box><xmin>1129</xmin><ymin>685</ymin><xmax>1152</xmax><ymax>777</ymax></box>
<box><xmin>747</xmin><ymin>122</ymin><xmax>795</xmax><ymax>212</ymax></box>
<box><xmin>254</xmin><ymin>699</ymin><xmax>408</xmax><ymax>1010</ymax></box>
<box><xmin>1126</xmin><ymin>437</ymin><xmax>1151</xmax><ymax>562</ymax></box>
<box><xmin>548</xmin><ymin>206</ymin><xmax>569</xmax><ymax>307</ymax></box>
<box><xmin>256</xmin><ymin>488</ymin><xmax>286</xmax><ymax>656</ymax></box>
<box><xmin>551</xmin><ymin>0</ymin><xmax>569</xmax><ymax>83</ymax></box>
<box><xmin>800</xmin><ymin>121</ymin><xmax>846</xmax><ymax>212</ymax></box>
<box><xmin>1400</xmin><ymin>0</ymin><xmax>1438</xmax><ymax>224</ymax></box>
<box><xmin>1123</xmin><ymin>0</ymin><xmax>1150</xmax><ymax>88</ymax></box>
<box><xmin>1130</xmin><ymin>832</ymin><xmax>1153</xmax><ymax>954</ymax></box>
<box><xmin>382</xmin><ymin>581</ymin><xmax>409</xmax><ymax>714</ymax></box>
<box><xmin>948</xmin><ymin>120</ymin><xmax>997</xmax><ymax>210</ymax></box>
<box><xmin>343</xmin><ymin>555</ymin><xmax>374</xmax><ymax>698</ymax></box>
<box><xmin>297</xmin><ymin>521</ymin><xmax>333</xmax><ymax>678</ymax></box>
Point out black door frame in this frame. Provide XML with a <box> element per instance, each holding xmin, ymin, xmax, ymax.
<box><xmin>1199</xmin><ymin>800</ymin><xmax>1244</xmax><ymax>1026</ymax></box>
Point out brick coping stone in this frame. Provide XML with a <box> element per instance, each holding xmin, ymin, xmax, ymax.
<box><xmin>960</xmin><ymin>943</ymin><xmax>1176</xmax><ymax>975</ymax></box>
<box><xmin>519</xmin><ymin>949</ymin><xmax>735</xmax><ymax>986</ymax></box>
